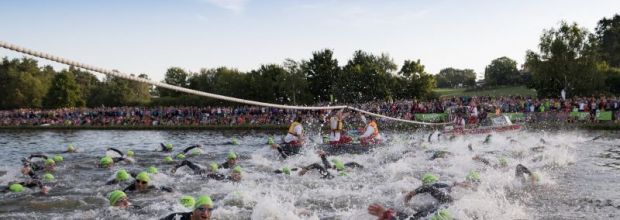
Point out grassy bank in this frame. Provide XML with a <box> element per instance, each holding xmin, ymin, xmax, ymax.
<box><xmin>435</xmin><ymin>86</ymin><xmax>537</xmax><ymax>97</ymax></box>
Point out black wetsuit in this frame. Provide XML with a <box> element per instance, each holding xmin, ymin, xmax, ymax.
<box><xmin>172</xmin><ymin>160</ymin><xmax>226</xmax><ymax>180</ymax></box>
<box><xmin>1</xmin><ymin>180</ymin><xmax>46</xmax><ymax>193</ymax></box>
<box><xmin>428</xmin><ymin>150</ymin><xmax>451</xmax><ymax>160</ymax></box>
<box><xmin>160</xmin><ymin>212</ymin><xmax>192</xmax><ymax>220</ymax></box>
<box><xmin>123</xmin><ymin>181</ymin><xmax>173</xmax><ymax>193</ymax></box>
<box><xmin>276</xmin><ymin>144</ymin><xmax>301</xmax><ymax>159</ymax></box>
<box><xmin>159</xmin><ymin>143</ymin><xmax>173</xmax><ymax>152</ymax></box>
<box><xmin>23</xmin><ymin>154</ymin><xmax>48</xmax><ymax>172</ymax></box>
<box><xmin>302</xmin><ymin>155</ymin><xmax>363</xmax><ymax>178</ymax></box>
<box><xmin>107</xmin><ymin>148</ymin><xmax>131</xmax><ymax>163</ymax></box>
<box><xmin>386</xmin><ymin>183</ymin><xmax>454</xmax><ymax>220</ymax></box>
<box><xmin>182</xmin><ymin>145</ymin><xmax>202</xmax><ymax>154</ymax></box>
<box><xmin>515</xmin><ymin>164</ymin><xmax>532</xmax><ymax>182</ymax></box>
<box><xmin>220</xmin><ymin>160</ymin><xmax>235</xmax><ymax>169</ymax></box>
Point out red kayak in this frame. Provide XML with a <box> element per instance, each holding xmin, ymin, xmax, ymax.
<box><xmin>443</xmin><ymin>115</ymin><xmax>522</xmax><ymax>135</ymax></box>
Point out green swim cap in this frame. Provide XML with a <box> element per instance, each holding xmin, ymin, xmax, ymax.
<box><xmin>180</xmin><ymin>195</ymin><xmax>196</xmax><ymax>208</ymax></box>
<box><xmin>227</xmin><ymin>151</ymin><xmax>237</xmax><ymax>160</ymax></box>
<box><xmin>209</xmin><ymin>162</ymin><xmax>219</xmax><ymax>172</ymax></box>
<box><xmin>232</xmin><ymin>165</ymin><xmax>242</xmax><ymax>173</ymax></box>
<box><xmin>136</xmin><ymin>172</ymin><xmax>150</xmax><ymax>183</ymax></box>
<box><xmin>282</xmin><ymin>166</ymin><xmax>290</xmax><ymax>175</ymax></box>
<box><xmin>165</xmin><ymin>143</ymin><xmax>173</xmax><ymax>150</ymax></box>
<box><xmin>498</xmin><ymin>157</ymin><xmax>508</xmax><ymax>167</ymax></box>
<box><xmin>466</xmin><ymin>171</ymin><xmax>481</xmax><ymax>182</ymax></box>
<box><xmin>45</xmin><ymin>158</ymin><xmax>56</xmax><ymax>166</ymax></box>
<box><xmin>67</xmin><ymin>144</ymin><xmax>75</xmax><ymax>152</ymax></box>
<box><xmin>126</xmin><ymin>150</ymin><xmax>134</xmax><ymax>157</ymax></box>
<box><xmin>338</xmin><ymin>171</ymin><xmax>347</xmax><ymax>176</ymax></box>
<box><xmin>9</xmin><ymin>183</ymin><xmax>23</xmax><ymax>193</ymax></box>
<box><xmin>164</xmin><ymin>156</ymin><xmax>174</xmax><ymax>163</ymax></box>
<box><xmin>430</xmin><ymin>209</ymin><xmax>452</xmax><ymax>220</ymax></box>
<box><xmin>331</xmin><ymin>159</ymin><xmax>345</xmax><ymax>171</ymax></box>
<box><xmin>116</xmin><ymin>169</ymin><xmax>130</xmax><ymax>182</ymax></box>
<box><xmin>108</xmin><ymin>190</ymin><xmax>127</xmax><ymax>206</ymax></box>
<box><xmin>176</xmin><ymin>153</ymin><xmax>186</xmax><ymax>160</ymax></box>
<box><xmin>194</xmin><ymin>195</ymin><xmax>214</xmax><ymax>209</ymax></box>
<box><xmin>100</xmin><ymin>156</ymin><xmax>113</xmax><ymax>167</ymax></box>
<box><xmin>231</xmin><ymin>138</ymin><xmax>239</xmax><ymax>145</ymax></box>
<box><xmin>53</xmin><ymin>155</ymin><xmax>64</xmax><ymax>163</ymax></box>
<box><xmin>268</xmin><ymin>137</ymin><xmax>275</xmax><ymax>145</ymax></box>
<box><xmin>422</xmin><ymin>173</ymin><xmax>438</xmax><ymax>185</ymax></box>
<box><xmin>43</xmin><ymin>173</ymin><xmax>55</xmax><ymax>182</ymax></box>
<box><xmin>191</xmin><ymin>148</ymin><xmax>201</xmax><ymax>156</ymax></box>
<box><xmin>147</xmin><ymin>166</ymin><xmax>158</xmax><ymax>174</ymax></box>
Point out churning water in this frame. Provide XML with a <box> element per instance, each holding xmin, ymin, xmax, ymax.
<box><xmin>0</xmin><ymin>129</ymin><xmax>619</xmax><ymax>219</ymax></box>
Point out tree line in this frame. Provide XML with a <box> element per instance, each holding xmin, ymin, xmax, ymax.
<box><xmin>0</xmin><ymin>14</ymin><xmax>619</xmax><ymax>110</ymax></box>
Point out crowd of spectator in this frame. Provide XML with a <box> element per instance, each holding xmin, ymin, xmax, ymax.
<box><xmin>1</xmin><ymin>96</ymin><xmax>619</xmax><ymax>127</ymax></box>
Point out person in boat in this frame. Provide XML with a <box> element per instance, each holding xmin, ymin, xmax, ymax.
<box><xmin>123</xmin><ymin>171</ymin><xmax>173</xmax><ymax>193</ymax></box>
<box><xmin>359</xmin><ymin>114</ymin><xmax>381</xmax><ymax>145</ymax></box>
<box><xmin>298</xmin><ymin>151</ymin><xmax>363</xmax><ymax>178</ymax></box>
<box><xmin>161</xmin><ymin>195</ymin><xmax>215</xmax><ymax>220</ymax></box>
<box><xmin>452</xmin><ymin>112</ymin><xmax>466</xmax><ymax>128</ymax></box>
<box><xmin>285</xmin><ymin>116</ymin><xmax>304</xmax><ymax>147</ymax></box>
<box><xmin>328</xmin><ymin>110</ymin><xmax>353</xmax><ymax>145</ymax></box>
<box><xmin>171</xmin><ymin>160</ymin><xmax>227</xmax><ymax>181</ymax></box>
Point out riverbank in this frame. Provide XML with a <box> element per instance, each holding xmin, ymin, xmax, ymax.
<box><xmin>0</xmin><ymin>122</ymin><xmax>619</xmax><ymax>131</ymax></box>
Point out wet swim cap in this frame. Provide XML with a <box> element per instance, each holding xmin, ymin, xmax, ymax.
<box><xmin>209</xmin><ymin>162</ymin><xmax>219</xmax><ymax>172</ymax></box>
<box><xmin>430</xmin><ymin>209</ymin><xmax>452</xmax><ymax>220</ymax></box>
<box><xmin>231</xmin><ymin>138</ymin><xmax>239</xmax><ymax>145</ymax></box>
<box><xmin>136</xmin><ymin>172</ymin><xmax>150</xmax><ymax>183</ymax></box>
<box><xmin>282</xmin><ymin>166</ymin><xmax>290</xmax><ymax>175</ymax></box>
<box><xmin>126</xmin><ymin>150</ymin><xmax>134</xmax><ymax>157</ymax></box>
<box><xmin>116</xmin><ymin>169</ymin><xmax>130</xmax><ymax>182</ymax></box>
<box><xmin>9</xmin><ymin>183</ymin><xmax>23</xmax><ymax>193</ymax></box>
<box><xmin>176</xmin><ymin>153</ymin><xmax>186</xmax><ymax>160</ymax></box>
<box><xmin>108</xmin><ymin>190</ymin><xmax>127</xmax><ymax>206</ymax></box>
<box><xmin>45</xmin><ymin>158</ymin><xmax>56</xmax><ymax>166</ymax></box>
<box><xmin>232</xmin><ymin>166</ymin><xmax>242</xmax><ymax>173</ymax></box>
<box><xmin>498</xmin><ymin>157</ymin><xmax>508</xmax><ymax>167</ymax></box>
<box><xmin>147</xmin><ymin>166</ymin><xmax>158</xmax><ymax>174</ymax></box>
<box><xmin>67</xmin><ymin>144</ymin><xmax>75</xmax><ymax>152</ymax></box>
<box><xmin>422</xmin><ymin>173</ymin><xmax>438</xmax><ymax>185</ymax></box>
<box><xmin>165</xmin><ymin>143</ymin><xmax>173</xmax><ymax>150</ymax></box>
<box><xmin>180</xmin><ymin>195</ymin><xmax>196</xmax><ymax>208</ymax></box>
<box><xmin>43</xmin><ymin>173</ymin><xmax>55</xmax><ymax>182</ymax></box>
<box><xmin>100</xmin><ymin>156</ymin><xmax>113</xmax><ymax>167</ymax></box>
<box><xmin>331</xmin><ymin>159</ymin><xmax>345</xmax><ymax>171</ymax></box>
<box><xmin>227</xmin><ymin>151</ymin><xmax>237</xmax><ymax>160</ymax></box>
<box><xmin>194</xmin><ymin>195</ymin><xmax>214</xmax><ymax>209</ymax></box>
<box><xmin>466</xmin><ymin>171</ymin><xmax>481</xmax><ymax>182</ymax></box>
<box><xmin>164</xmin><ymin>156</ymin><xmax>174</xmax><ymax>163</ymax></box>
<box><xmin>53</xmin><ymin>155</ymin><xmax>64</xmax><ymax>162</ymax></box>
<box><xmin>268</xmin><ymin>137</ymin><xmax>275</xmax><ymax>145</ymax></box>
<box><xmin>191</xmin><ymin>148</ymin><xmax>201</xmax><ymax>156</ymax></box>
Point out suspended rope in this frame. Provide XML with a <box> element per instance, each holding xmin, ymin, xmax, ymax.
<box><xmin>0</xmin><ymin>40</ymin><xmax>452</xmax><ymax>126</ymax></box>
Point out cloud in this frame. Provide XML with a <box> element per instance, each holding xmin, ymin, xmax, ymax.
<box><xmin>204</xmin><ymin>0</ymin><xmax>249</xmax><ymax>13</ymax></box>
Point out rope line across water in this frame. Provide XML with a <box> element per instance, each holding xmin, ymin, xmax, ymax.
<box><xmin>0</xmin><ymin>40</ymin><xmax>451</xmax><ymax>126</ymax></box>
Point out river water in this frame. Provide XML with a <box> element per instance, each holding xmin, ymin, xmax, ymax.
<box><xmin>0</xmin><ymin>129</ymin><xmax>618</xmax><ymax>220</ymax></box>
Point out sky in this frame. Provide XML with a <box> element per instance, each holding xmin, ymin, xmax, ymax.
<box><xmin>0</xmin><ymin>0</ymin><xmax>618</xmax><ymax>81</ymax></box>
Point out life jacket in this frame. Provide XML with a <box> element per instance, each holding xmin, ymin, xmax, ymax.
<box><xmin>330</xmin><ymin>117</ymin><xmax>344</xmax><ymax>132</ymax></box>
<box><xmin>366</xmin><ymin>121</ymin><xmax>379</xmax><ymax>138</ymax></box>
<box><xmin>288</xmin><ymin>122</ymin><xmax>301</xmax><ymax>136</ymax></box>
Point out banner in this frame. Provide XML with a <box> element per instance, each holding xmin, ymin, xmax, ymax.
<box><xmin>503</xmin><ymin>113</ymin><xmax>525</xmax><ymax>121</ymax></box>
<box><xmin>596</xmin><ymin>111</ymin><xmax>612</xmax><ymax>121</ymax></box>
<box><xmin>570</xmin><ymin>112</ymin><xmax>590</xmax><ymax>121</ymax></box>
<box><xmin>415</xmin><ymin>113</ymin><xmax>448</xmax><ymax>122</ymax></box>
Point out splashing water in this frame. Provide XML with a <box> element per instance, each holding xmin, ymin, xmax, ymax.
<box><xmin>0</xmin><ymin>129</ymin><xmax>618</xmax><ymax>219</ymax></box>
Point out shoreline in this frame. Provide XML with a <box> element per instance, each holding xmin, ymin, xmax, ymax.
<box><xmin>0</xmin><ymin>122</ymin><xmax>619</xmax><ymax>131</ymax></box>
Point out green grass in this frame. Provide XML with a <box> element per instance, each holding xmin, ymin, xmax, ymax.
<box><xmin>434</xmin><ymin>86</ymin><xmax>537</xmax><ymax>97</ymax></box>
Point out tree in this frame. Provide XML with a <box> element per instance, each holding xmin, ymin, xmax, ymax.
<box><xmin>158</xmin><ymin>67</ymin><xmax>189</xmax><ymax>97</ymax></box>
<box><xmin>338</xmin><ymin>51</ymin><xmax>397</xmax><ymax>102</ymax></box>
<box><xmin>435</xmin><ymin>68</ymin><xmax>476</xmax><ymax>88</ymax></box>
<box><xmin>525</xmin><ymin>21</ymin><xmax>607</xmax><ymax>97</ymax></box>
<box><xmin>302</xmin><ymin>49</ymin><xmax>340</xmax><ymax>102</ymax></box>
<box><xmin>595</xmin><ymin>14</ymin><xmax>620</xmax><ymax>68</ymax></box>
<box><xmin>397</xmin><ymin>59</ymin><xmax>436</xmax><ymax>99</ymax></box>
<box><xmin>43</xmin><ymin>70</ymin><xmax>83</xmax><ymax>108</ymax></box>
<box><xmin>484</xmin><ymin>57</ymin><xmax>520</xmax><ymax>86</ymax></box>
<box><xmin>0</xmin><ymin>57</ymin><xmax>50</xmax><ymax>109</ymax></box>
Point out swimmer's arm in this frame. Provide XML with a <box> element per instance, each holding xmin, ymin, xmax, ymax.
<box><xmin>28</xmin><ymin>154</ymin><xmax>48</xmax><ymax>160</ymax></box>
<box><xmin>107</xmin><ymin>148</ymin><xmax>124</xmax><ymax>158</ymax></box>
<box><xmin>182</xmin><ymin>145</ymin><xmax>201</xmax><ymax>154</ymax></box>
